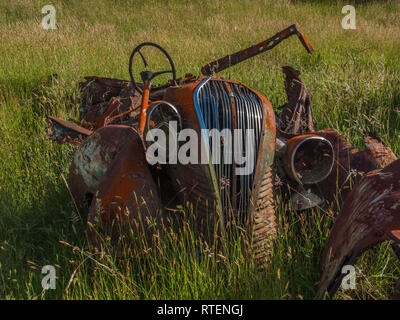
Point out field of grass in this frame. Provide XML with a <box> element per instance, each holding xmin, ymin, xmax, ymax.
<box><xmin>0</xmin><ymin>0</ymin><xmax>399</xmax><ymax>300</ymax></box>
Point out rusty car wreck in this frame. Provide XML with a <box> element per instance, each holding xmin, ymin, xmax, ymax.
<box><xmin>46</xmin><ymin>24</ymin><xmax>400</xmax><ymax>298</ymax></box>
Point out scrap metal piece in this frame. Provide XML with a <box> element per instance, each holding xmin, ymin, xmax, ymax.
<box><xmin>86</xmin><ymin>127</ymin><xmax>162</xmax><ymax>252</ymax></box>
<box><xmin>277</xmin><ymin>66</ymin><xmax>317</xmax><ymax>135</ymax></box>
<box><xmin>364</xmin><ymin>132</ymin><xmax>398</xmax><ymax>168</ymax></box>
<box><xmin>46</xmin><ymin>116</ymin><xmax>92</xmax><ymax>144</ymax></box>
<box><xmin>68</xmin><ymin>125</ymin><xmax>141</xmax><ymax>218</ymax></box>
<box><xmin>79</xmin><ymin>76</ymin><xmax>133</xmax><ymax>109</ymax></box>
<box><xmin>79</xmin><ymin>77</ymin><xmax>141</xmax><ymax>128</ymax></box>
<box><xmin>317</xmin><ymin>159</ymin><xmax>400</xmax><ymax>298</ymax></box>
<box><xmin>275</xmin><ymin>66</ymin><xmax>397</xmax><ymax>207</ymax></box>
<box><xmin>315</xmin><ymin>129</ymin><xmax>398</xmax><ymax>206</ymax></box>
<box><xmin>283</xmin><ymin>134</ymin><xmax>334</xmax><ymax>185</ymax></box>
<box><xmin>290</xmin><ymin>185</ymin><xmax>324</xmax><ymax>211</ymax></box>
<box><xmin>201</xmin><ymin>24</ymin><xmax>313</xmax><ymax>76</ymax></box>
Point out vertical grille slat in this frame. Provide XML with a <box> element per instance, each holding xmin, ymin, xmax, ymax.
<box><xmin>194</xmin><ymin>78</ymin><xmax>264</xmax><ymax>219</ymax></box>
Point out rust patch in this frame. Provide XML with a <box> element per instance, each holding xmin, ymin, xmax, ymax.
<box><xmin>315</xmin><ymin>129</ymin><xmax>398</xmax><ymax>206</ymax></box>
<box><xmin>86</xmin><ymin>129</ymin><xmax>161</xmax><ymax>253</ymax></box>
<box><xmin>68</xmin><ymin>125</ymin><xmax>141</xmax><ymax>218</ymax></box>
<box><xmin>364</xmin><ymin>132</ymin><xmax>398</xmax><ymax>168</ymax></box>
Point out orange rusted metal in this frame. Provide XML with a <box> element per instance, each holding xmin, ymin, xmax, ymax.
<box><xmin>317</xmin><ymin>159</ymin><xmax>400</xmax><ymax>298</ymax></box>
<box><xmin>68</xmin><ymin>125</ymin><xmax>141</xmax><ymax>217</ymax></box>
<box><xmin>139</xmin><ymin>80</ymin><xmax>150</xmax><ymax>137</ymax></box>
<box><xmin>86</xmin><ymin>125</ymin><xmax>161</xmax><ymax>251</ymax></box>
<box><xmin>94</xmin><ymin>97</ymin><xmax>122</xmax><ymax>129</ymax></box>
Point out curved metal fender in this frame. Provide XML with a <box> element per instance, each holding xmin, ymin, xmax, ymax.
<box><xmin>317</xmin><ymin>159</ymin><xmax>400</xmax><ymax>298</ymax></box>
<box><xmin>68</xmin><ymin>125</ymin><xmax>141</xmax><ymax>217</ymax></box>
<box><xmin>86</xmin><ymin>127</ymin><xmax>162</xmax><ymax>252</ymax></box>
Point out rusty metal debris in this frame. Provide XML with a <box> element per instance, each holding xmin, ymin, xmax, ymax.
<box><xmin>46</xmin><ymin>116</ymin><xmax>92</xmax><ymax>144</ymax></box>
<box><xmin>86</xmin><ymin>125</ymin><xmax>162</xmax><ymax>253</ymax></box>
<box><xmin>277</xmin><ymin>66</ymin><xmax>316</xmax><ymax>135</ymax></box>
<box><xmin>45</xmin><ymin>24</ymin><xmax>399</xmax><ymax>296</ymax></box>
<box><xmin>273</xmin><ymin>64</ymin><xmax>399</xmax><ymax>298</ymax></box>
<box><xmin>46</xmin><ymin>25</ymin><xmax>317</xmax><ymax>266</ymax></box>
<box><xmin>276</xmin><ymin>66</ymin><xmax>398</xmax><ymax>209</ymax></box>
<box><xmin>315</xmin><ymin>129</ymin><xmax>398</xmax><ymax>206</ymax></box>
<box><xmin>317</xmin><ymin>159</ymin><xmax>400</xmax><ymax>298</ymax></box>
<box><xmin>79</xmin><ymin>77</ymin><xmax>141</xmax><ymax>130</ymax></box>
<box><xmin>201</xmin><ymin>24</ymin><xmax>313</xmax><ymax>75</ymax></box>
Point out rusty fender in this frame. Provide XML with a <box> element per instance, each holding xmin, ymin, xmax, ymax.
<box><xmin>86</xmin><ymin>127</ymin><xmax>162</xmax><ymax>251</ymax></box>
<box><xmin>317</xmin><ymin>159</ymin><xmax>400</xmax><ymax>298</ymax></box>
<box><xmin>68</xmin><ymin>125</ymin><xmax>148</xmax><ymax>216</ymax></box>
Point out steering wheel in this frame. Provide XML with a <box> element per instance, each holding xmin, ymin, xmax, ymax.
<box><xmin>128</xmin><ymin>42</ymin><xmax>177</xmax><ymax>95</ymax></box>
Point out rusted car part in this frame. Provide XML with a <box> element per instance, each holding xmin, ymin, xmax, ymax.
<box><xmin>128</xmin><ymin>42</ymin><xmax>178</xmax><ymax>137</ymax></box>
<box><xmin>273</xmin><ymin>67</ymin><xmax>328</xmax><ymax>210</ymax></box>
<box><xmin>364</xmin><ymin>132</ymin><xmax>398</xmax><ymax>168</ymax></box>
<box><xmin>277</xmin><ymin>66</ymin><xmax>316</xmax><ymax>135</ymax></box>
<box><xmin>86</xmin><ymin>126</ymin><xmax>162</xmax><ymax>252</ymax></box>
<box><xmin>46</xmin><ymin>116</ymin><xmax>92</xmax><ymax>144</ymax></box>
<box><xmin>276</xmin><ymin>128</ymin><xmax>397</xmax><ymax>211</ymax></box>
<box><xmin>68</xmin><ymin>125</ymin><xmax>143</xmax><ymax>216</ymax></box>
<box><xmin>78</xmin><ymin>77</ymin><xmax>141</xmax><ymax>130</ymax></box>
<box><xmin>275</xmin><ymin>134</ymin><xmax>334</xmax><ymax>210</ymax></box>
<box><xmin>275</xmin><ymin>66</ymin><xmax>397</xmax><ymax>209</ymax></box>
<box><xmin>159</xmin><ymin>76</ymin><xmax>278</xmax><ymax>266</ymax></box>
<box><xmin>76</xmin><ymin>74</ymin><xmax>197</xmax><ymax>132</ymax></box>
<box><xmin>315</xmin><ymin>129</ymin><xmax>398</xmax><ymax>206</ymax></box>
<box><xmin>274</xmin><ymin>66</ymin><xmax>400</xmax><ymax>298</ymax></box>
<box><xmin>282</xmin><ymin>135</ymin><xmax>333</xmax><ymax>185</ymax></box>
<box><xmin>67</xmin><ymin>124</ymin><xmax>162</xmax><ymax>252</ymax></box>
<box><xmin>201</xmin><ymin>24</ymin><xmax>313</xmax><ymax>75</ymax></box>
<box><xmin>317</xmin><ymin>159</ymin><xmax>400</xmax><ymax>299</ymax></box>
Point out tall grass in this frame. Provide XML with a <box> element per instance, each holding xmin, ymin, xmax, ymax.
<box><xmin>0</xmin><ymin>0</ymin><xmax>399</xmax><ymax>299</ymax></box>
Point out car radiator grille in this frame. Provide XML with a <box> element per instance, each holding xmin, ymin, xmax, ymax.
<box><xmin>193</xmin><ymin>77</ymin><xmax>264</xmax><ymax>218</ymax></box>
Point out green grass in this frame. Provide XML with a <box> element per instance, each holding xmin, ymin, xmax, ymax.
<box><xmin>0</xmin><ymin>0</ymin><xmax>399</xmax><ymax>299</ymax></box>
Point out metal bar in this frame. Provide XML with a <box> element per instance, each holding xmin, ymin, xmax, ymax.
<box><xmin>201</xmin><ymin>24</ymin><xmax>314</xmax><ymax>75</ymax></box>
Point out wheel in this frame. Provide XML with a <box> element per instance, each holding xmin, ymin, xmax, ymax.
<box><xmin>128</xmin><ymin>42</ymin><xmax>177</xmax><ymax>95</ymax></box>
